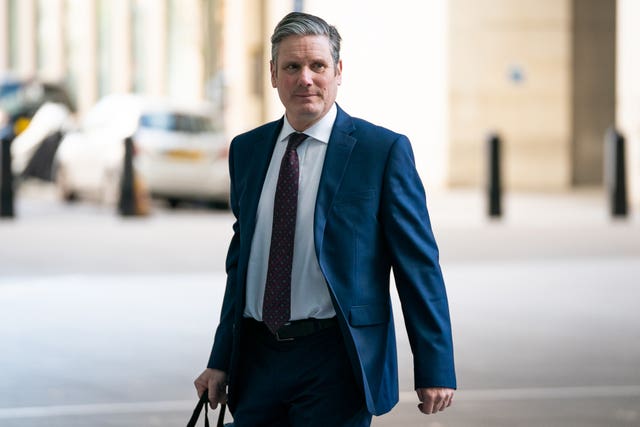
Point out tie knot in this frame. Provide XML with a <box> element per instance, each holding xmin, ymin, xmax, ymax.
<box><xmin>287</xmin><ymin>132</ymin><xmax>307</xmax><ymax>151</ymax></box>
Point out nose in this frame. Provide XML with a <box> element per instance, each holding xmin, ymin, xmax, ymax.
<box><xmin>298</xmin><ymin>66</ymin><xmax>313</xmax><ymax>86</ymax></box>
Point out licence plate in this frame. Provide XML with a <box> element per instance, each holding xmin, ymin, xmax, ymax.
<box><xmin>164</xmin><ymin>149</ymin><xmax>205</xmax><ymax>161</ymax></box>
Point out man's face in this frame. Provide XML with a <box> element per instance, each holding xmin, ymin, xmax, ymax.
<box><xmin>271</xmin><ymin>35</ymin><xmax>342</xmax><ymax>131</ymax></box>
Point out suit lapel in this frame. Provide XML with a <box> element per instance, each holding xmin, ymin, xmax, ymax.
<box><xmin>242</xmin><ymin>120</ymin><xmax>283</xmax><ymax>247</ymax></box>
<box><xmin>314</xmin><ymin>106</ymin><xmax>356</xmax><ymax>259</ymax></box>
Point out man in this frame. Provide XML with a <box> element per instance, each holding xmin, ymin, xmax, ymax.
<box><xmin>195</xmin><ymin>11</ymin><xmax>456</xmax><ymax>426</ymax></box>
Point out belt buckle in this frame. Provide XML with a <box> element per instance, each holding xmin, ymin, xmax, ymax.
<box><xmin>274</xmin><ymin>323</ymin><xmax>295</xmax><ymax>342</ymax></box>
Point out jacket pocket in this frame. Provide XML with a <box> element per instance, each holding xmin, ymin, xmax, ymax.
<box><xmin>349</xmin><ymin>303</ymin><xmax>389</xmax><ymax>327</ymax></box>
<box><xmin>333</xmin><ymin>189</ymin><xmax>376</xmax><ymax>204</ymax></box>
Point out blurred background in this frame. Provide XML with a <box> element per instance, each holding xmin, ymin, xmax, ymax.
<box><xmin>1</xmin><ymin>1</ymin><xmax>640</xmax><ymax>426</ymax></box>
<box><xmin>1</xmin><ymin>0</ymin><xmax>638</xmax><ymax>194</ymax></box>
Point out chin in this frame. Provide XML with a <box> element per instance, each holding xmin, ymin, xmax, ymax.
<box><xmin>294</xmin><ymin>105</ymin><xmax>321</xmax><ymax>117</ymax></box>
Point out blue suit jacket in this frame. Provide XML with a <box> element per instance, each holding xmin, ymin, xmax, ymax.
<box><xmin>208</xmin><ymin>105</ymin><xmax>456</xmax><ymax>415</ymax></box>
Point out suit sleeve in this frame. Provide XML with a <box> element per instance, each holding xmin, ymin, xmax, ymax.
<box><xmin>207</xmin><ymin>139</ymin><xmax>240</xmax><ymax>371</ymax></box>
<box><xmin>380</xmin><ymin>135</ymin><xmax>456</xmax><ymax>390</ymax></box>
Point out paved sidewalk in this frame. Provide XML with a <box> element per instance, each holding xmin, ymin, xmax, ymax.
<box><xmin>9</xmin><ymin>180</ymin><xmax>640</xmax><ymax>226</ymax></box>
<box><xmin>427</xmin><ymin>188</ymin><xmax>640</xmax><ymax>227</ymax></box>
<box><xmin>2</xmin><ymin>183</ymin><xmax>640</xmax><ymax>426</ymax></box>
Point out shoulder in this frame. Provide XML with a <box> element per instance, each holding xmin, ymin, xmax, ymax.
<box><xmin>335</xmin><ymin>109</ymin><xmax>416</xmax><ymax>170</ymax></box>
<box><xmin>343</xmin><ymin>115</ymin><xmax>411</xmax><ymax>158</ymax></box>
<box><xmin>352</xmin><ymin>117</ymin><xmax>404</xmax><ymax>142</ymax></box>
<box><xmin>231</xmin><ymin>118</ymin><xmax>283</xmax><ymax>148</ymax></box>
<box><xmin>337</xmin><ymin>105</ymin><xmax>407</xmax><ymax>146</ymax></box>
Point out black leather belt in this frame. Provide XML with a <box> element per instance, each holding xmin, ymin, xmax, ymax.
<box><xmin>243</xmin><ymin>317</ymin><xmax>338</xmax><ymax>342</ymax></box>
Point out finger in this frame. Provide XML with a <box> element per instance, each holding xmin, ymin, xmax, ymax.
<box><xmin>419</xmin><ymin>404</ymin><xmax>434</xmax><ymax>414</ymax></box>
<box><xmin>194</xmin><ymin>379</ymin><xmax>206</xmax><ymax>397</ymax></box>
<box><xmin>208</xmin><ymin>382</ymin><xmax>219</xmax><ymax>409</ymax></box>
<box><xmin>445</xmin><ymin>393</ymin><xmax>454</xmax><ymax>408</ymax></box>
<box><xmin>419</xmin><ymin>398</ymin><xmax>435</xmax><ymax>414</ymax></box>
<box><xmin>216</xmin><ymin>379</ymin><xmax>228</xmax><ymax>404</ymax></box>
<box><xmin>208</xmin><ymin>392</ymin><xmax>218</xmax><ymax>409</ymax></box>
<box><xmin>436</xmin><ymin>393</ymin><xmax>453</xmax><ymax>412</ymax></box>
<box><xmin>416</xmin><ymin>389</ymin><xmax>428</xmax><ymax>414</ymax></box>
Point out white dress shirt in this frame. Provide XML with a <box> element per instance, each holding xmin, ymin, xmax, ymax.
<box><xmin>244</xmin><ymin>104</ymin><xmax>337</xmax><ymax>321</ymax></box>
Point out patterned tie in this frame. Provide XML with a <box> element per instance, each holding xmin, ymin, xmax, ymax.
<box><xmin>262</xmin><ymin>132</ymin><xmax>308</xmax><ymax>334</ymax></box>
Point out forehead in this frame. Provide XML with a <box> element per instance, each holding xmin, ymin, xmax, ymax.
<box><xmin>276</xmin><ymin>35</ymin><xmax>332</xmax><ymax>62</ymax></box>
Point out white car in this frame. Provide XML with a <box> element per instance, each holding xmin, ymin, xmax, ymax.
<box><xmin>54</xmin><ymin>94</ymin><xmax>230</xmax><ymax>207</ymax></box>
<box><xmin>11</xmin><ymin>102</ymin><xmax>71</xmax><ymax>179</ymax></box>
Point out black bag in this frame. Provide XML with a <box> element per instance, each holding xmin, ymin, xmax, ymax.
<box><xmin>187</xmin><ymin>390</ymin><xmax>229</xmax><ymax>427</ymax></box>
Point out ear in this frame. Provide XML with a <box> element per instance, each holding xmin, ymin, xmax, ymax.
<box><xmin>336</xmin><ymin>59</ymin><xmax>343</xmax><ymax>85</ymax></box>
<box><xmin>270</xmin><ymin>60</ymin><xmax>277</xmax><ymax>88</ymax></box>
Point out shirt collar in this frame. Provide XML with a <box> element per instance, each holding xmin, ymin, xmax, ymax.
<box><xmin>279</xmin><ymin>103</ymin><xmax>337</xmax><ymax>145</ymax></box>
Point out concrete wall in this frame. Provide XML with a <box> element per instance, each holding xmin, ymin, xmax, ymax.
<box><xmin>213</xmin><ymin>0</ymin><xmax>449</xmax><ymax>188</ymax></box>
<box><xmin>68</xmin><ymin>0</ymin><xmax>98</xmax><ymax>113</ymax></box>
<box><xmin>0</xmin><ymin>0</ymin><xmax>214</xmax><ymax>113</ymax></box>
<box><xmin>0</xmin><ymin>0</ymin><xmax>7</xmax><ymax>72</ymax></box>
<box><xmin>617</xmin><ymin>0</ymin><xmax>640</xmax><ymax>208</ymax></box>
<box><xmin>277</xmin><ymin>0</ymin><xmax>450</xmax><ymax>188</ymax></box>
<box><xmin>221</xmin><ymin>0</ymin><xmax>273</xmax><ymax>137</ymax></box>
<box><xmin>36</xmin><ymin>0</ymin><xmax>66</xmax><ymax>82</ymax></box>
<box><xmin>448</xmin><ymin>0</ymin><xmax>615</xmax><ymax>191</ymax></box>
<box><xmin>571</xmin><ymin>0</ymin><xmax>616</xmax><ymax>186</ymax></box>
<box><xmin>1</xmin><ymin>0</ymin><xmax>630</xmax><ymax>199</ymax></box>
<box><xmin>15</xmin><ymin>0</ymin><xmax>37</xmax><ymax>76</ymax></box>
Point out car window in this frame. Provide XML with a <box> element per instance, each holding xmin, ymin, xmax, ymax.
<box><xmin>0</xmin><ymin>81</ymin><xmax>43</xmax><ymax>116</ymax></box>
<box><xmin>189</xmin><ymin>116</ymin><xmax>215</xmax><ymax>132</ymax></box>
<box><xmin>0</xmin><ymin>81</ymin><xmax>21</xmax><ymax>98</ymax></box>
<box><xmin>139</xmin><ymin>113</ymin><xmax>175</xmax><ymax>131</ymax></box>
<box><xmin>1</xmin><ymin>80</ymin><xmax>73</xmax><ymax>117</ymax></box>
<box><xmin>0</xmin><ymin>83</ymin><xmax>22</xmax><ymax>114</ymax></box>
<box><xmin>42</xmin><ymin>84</ymin><xmax>75</xmax><ymax>112</ymax></box>
<box><xmin>139</xmin><ymin>113</ymin><xmax>215</xmax><ymax>133</ymax></box>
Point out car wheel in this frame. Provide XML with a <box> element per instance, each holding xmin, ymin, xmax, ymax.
<box><xmin>207</xmin><ymin>199</ymin><xmax>230</xmax><ymax>210</ymax></box>
<box><xmin>53</xmin><ymin>164</ymin><xmax>77</xmax><ymax>202</ymax></box>
<box><xmin>101</xmin><ymin>169</ymin><xmax>121</xmax><ymax>206</ymax></box>
<box><xmin>166</xmin><ymin>198</ymin><xmax>181</xmax><ymax>209</ymax></box>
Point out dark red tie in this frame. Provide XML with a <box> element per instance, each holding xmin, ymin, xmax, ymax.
<box><xmin>262</xmin><ymin>132</ymin><xmax>308</xmax><ymax>334</ymax></box>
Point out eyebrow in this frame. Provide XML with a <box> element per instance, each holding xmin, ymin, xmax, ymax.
<box><xmin>281</xmin><ymin>58</ymin><xmax>329</xmax><ymax>66</ymax></box>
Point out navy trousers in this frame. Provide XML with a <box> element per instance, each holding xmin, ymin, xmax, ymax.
<box><xmin>229</xmin><ymin>319</ymin><xmax>372</xmax><ymax>427</ymax></box>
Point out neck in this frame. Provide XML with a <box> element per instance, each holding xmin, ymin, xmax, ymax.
<box><xmin>286</xmin><ymin>108</ymin><xmax>333</xmax><ymax>132</ymax></box>
<box><xmin>287</xmin><ymin>117</ymin><xmax>319</xmax><ymax>132</ymax></box>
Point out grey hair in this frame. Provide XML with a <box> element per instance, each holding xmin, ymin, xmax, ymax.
<box><xmin>271</xmin><ymin>12</ymin><xmax>341</xmax><ymax>68</ymax></box>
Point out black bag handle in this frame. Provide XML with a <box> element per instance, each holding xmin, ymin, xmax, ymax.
<box><xmin>187</xmin><ymin>390</ymin><xmax>227</xmax><ymax>427</ymax></box>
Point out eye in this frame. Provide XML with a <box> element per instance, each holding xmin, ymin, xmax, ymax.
<box><xmin>284</xmin><ymin>64</ymin><xmax>299</xmax><ymax>72</ymax></box>
<box><xmin>311</xmin><ymin>63</ymin><xmax>327</xmax><ymax>72</ymax></box>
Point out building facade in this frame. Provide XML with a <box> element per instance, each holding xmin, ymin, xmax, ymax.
<box><xmin>1</xmin><ymin>0</ymin><xmax>638</xmax><ymax>201</ymax></box>
<box><xmin>0</xmin><ymin>0</ymin><xmax>223</xmax><ymax>116</ymax></box>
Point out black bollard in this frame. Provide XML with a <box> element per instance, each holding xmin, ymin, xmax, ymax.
<box><xmin>1</xmin><ymin>129</ymin><xmax>15</xmax><ymax>218</ymax></box>
<box><xmin>118</xmin><ymin>136</ymin><xmax>136</xmax><ymax>216</ymax></box>
<box><xmin>486</xmin><ymin>132</ymin><xmax>502</xmax><ymax>218</ymax></box>
<box><xmin>604</xmin><ymin>128</ymin><xmax>628</xmax><ymax>217</ymax></box>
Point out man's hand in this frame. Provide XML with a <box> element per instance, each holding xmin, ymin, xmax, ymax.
<box><xmin>194</xmin><ymin>368</ymin><xmax>228</xmax><ymax>409</ymax></box>
<box><xmin>416</xmin><ymin>387</ymin><xmax>454</xmax><ymax>414</ymax></box>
